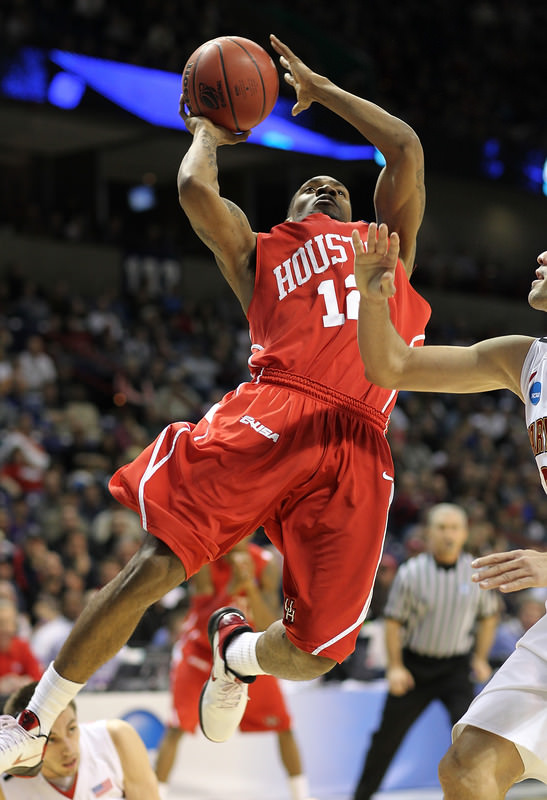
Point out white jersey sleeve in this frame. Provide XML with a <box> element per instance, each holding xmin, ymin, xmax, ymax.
<box><xmin>1</xmin><ymin>720</ymin><xmax>125</xmax><ymax>799</ymax></box>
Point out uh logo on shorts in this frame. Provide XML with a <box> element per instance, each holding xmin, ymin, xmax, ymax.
<box><xmin>284</xmin><ymin>597</ymin><xmax>296</xmax><ymax>624</ymax></box>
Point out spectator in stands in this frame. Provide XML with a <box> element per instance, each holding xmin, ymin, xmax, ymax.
<box><xmin>17</xmin><ymin>336</ymin><xmax>57</xmax><ymax>393</ymax></box>
<box><xmin>60</xmin><ymin>529</ymin><xmax>97</xmax><ymax>591</ymax></box>
<box><xmin>489</xmin><ymin>592</ymin><xmax>546</xmax><ymax>668</ymax></box>
<box><xmin>0</xmin><ymin>581</ymin><xmax>31</xmax><ymax>640</ymax></box>
<box><xmin>30</xmin><ymin>594</ymin><xmax>72</xmax><ymax>667</ymax></box>
<box><xmin>0</xmin><ymin>412</ymin><xmax>50</xmax><ymax>499</ymax></box>
<box><xmin>368</xmin><ymin>552</ymin><xmax>398</xmax><ymax>621</ymax></box>
<box><xmin>0</xmin><ymin>598</ymin><xmax>42</xmax><ymax>699</ymax></box>
<box><xmin>0</xmin><ymin>337</ymin><xmax>14</xmax><ymax>400</ymax></box>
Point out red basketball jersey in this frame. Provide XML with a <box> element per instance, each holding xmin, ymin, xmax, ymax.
<box><xmin>249</xmin><ymin>213</ymin><xmax>431</xmax><ymax>416</ymax></box>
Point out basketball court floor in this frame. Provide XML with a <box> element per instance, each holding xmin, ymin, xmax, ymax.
<box><xmin>161</xmin><ymin>735</ymin><xmax>547</xmax><ymax>800</ymax></box>
<box><xmin>77</xmin><ymin>690</ymin><xmax>547</xmax><ymax>800</ymax></box>
<box><xmin>164</xmin><ymin>778</ymin><xmax>547</xmax><ymax>799</ymax></box>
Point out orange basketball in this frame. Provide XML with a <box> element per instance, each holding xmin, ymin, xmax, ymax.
<box><xmin>182</xmin><ymin>36</ymin><xmax>279</xmax><ymax>133</ymax></box>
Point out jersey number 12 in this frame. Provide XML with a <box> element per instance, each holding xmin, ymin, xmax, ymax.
<box><xmin>317</xmin><ymin>275</ymin><xmax>360</xmax><ymax>328</ymax></box>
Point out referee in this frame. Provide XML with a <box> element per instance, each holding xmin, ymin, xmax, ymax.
<box><xmin>352</xmin><ymin>503</ymin><xmax>500</xmax><ymax>800</ymax></box>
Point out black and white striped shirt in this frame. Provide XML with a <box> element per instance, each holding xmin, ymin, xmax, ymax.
<box><xmin>384</xmin><ymin>552</ymin><xmax>499</xmax><ymax>657</ymax></box>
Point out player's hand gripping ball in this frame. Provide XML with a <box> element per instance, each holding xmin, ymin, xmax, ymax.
<box><xmin>182</xmin><ymin>36</ymin><xmax>279</xmax><ymax>133</ymax></box>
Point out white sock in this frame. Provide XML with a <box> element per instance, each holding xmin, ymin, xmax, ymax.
<box><xmin>157</xmin><ymin>781</ymin><xmax>169</xmax><ymax>800</ymax></box>
<box><xmin>26</xmin><ymin>662</ymin><xmax>86</xmax><ymax>735</ymax></box>
<box><xmin>289</xmin><ymin>774</ymin><xmax>312</xmax><ymax>800</ymax></box>
<box><xmin>225</xmin><ymin>631</ymin><xmax>267</xmax><ymax>677</ymax></box>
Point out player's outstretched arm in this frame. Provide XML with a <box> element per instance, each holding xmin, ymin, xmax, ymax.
<box><xmin>356</xmin><ymin>222</ymin><xmax>426</xmax><ymax>388</ymax></box>
<box><xmin>107</xmin><ymin>719</ymin><xmax>161</xmax><ymax>800</ymax></box>
<box><xmin>356</xmin><ymin>224</ymin><xmax>532</xmax><ymax>395</ymax></box>
<box><xmin>269</xmin><ymin>34</ymin><xmax>424</xmax><ymax>273</ymax></box>
<box><xmin>472</xmin><ymin>549</ymin><xmax>547</xmax><ymax>593</ymax></box>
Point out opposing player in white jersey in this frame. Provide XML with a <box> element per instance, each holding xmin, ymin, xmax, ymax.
<box><xmin>354</xmin><ymin>226</ymin><xmax>547</xmax><ymax>798</ymax></box>
<box><xmin>0</xmin><ymin>683</ymin><xmax>160</xmax><ymax>800</ymax></box>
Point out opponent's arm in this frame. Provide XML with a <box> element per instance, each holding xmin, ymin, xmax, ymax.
<box><xmin>107</xmin><ymin>719</ymin><xmax>161</xmax><ymax>800</ymax></box>
<box><xmin>177</xmin><ymin>106</ymin><xmax>257</xmax><ymax>311</ymax></box>
<box><xmin>354</xmin><ymin>224</ymin><xmax>533</xmax><ymax>397</ymax></box>
<box><xmin>270</xmin><ymin>34</ymin><xmax>424</xmax><ymax>274</ymax></box>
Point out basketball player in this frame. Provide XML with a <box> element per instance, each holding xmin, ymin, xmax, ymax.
<box><xmin>354</xmin><ymin>224</ymin><xmax>547</xmax><ymax>798</ymax></box>
<box><xmin>0</xmin><ymin>683</ymin><xmax>160</xmax><ymax>799</ymax></box>
<box><xmin>0</xmin><ymin>34</ymin><xmax>429</xmax><ymax>773</ymax></box>
<box><xmin>155</xmin><ymin>537</ymin><xmax>317</xmax><ymax>800</ymax></box>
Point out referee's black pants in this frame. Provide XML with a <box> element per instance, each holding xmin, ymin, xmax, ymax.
<box><xmin>352</xmin><ymin>649</ymin><xmax>475</xmax><ymax>800</ymax></box>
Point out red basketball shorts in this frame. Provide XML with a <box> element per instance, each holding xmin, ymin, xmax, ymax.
<box><xmin>110</xmin><ymin>374</ymin><xmax>394</xmax><ymax>662</ymax></box>
<box><xmin>167</xmin><ymin>649</ymin><xmax>292</xmax><ymax>733</ymax></box>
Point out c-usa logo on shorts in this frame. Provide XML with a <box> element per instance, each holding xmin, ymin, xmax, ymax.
<box><xmin>239</xmin><ymin>415</ymin><xmax>280</xmax><ymax>442</ymax></box>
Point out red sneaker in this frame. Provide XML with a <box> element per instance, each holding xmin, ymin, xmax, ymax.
<box><xmin>199</xmin><ymin>606</ymin><xmax>255</xmax><ymax>742</ymax></box>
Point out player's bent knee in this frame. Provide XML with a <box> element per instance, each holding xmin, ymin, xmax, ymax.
<box><xmin>288</xmin><ymin>643</ymin><xmax>336</xmax><ymax>679</ymax></box>
<box><xmin>118</xmin><ymin>534</ymin><xmax>187</xmax><ymax>600</ymax></box>
<box><xmin>438</xmin><ymin>745</ymin><xmax>467</xmax><ymax>797</ymax></box>
<box><xmin>439</xmin><ymin>729</ymin><xmax>522</xmax><ymax>800</ymax></box>
<box><xmin>438</xmin><ymin>756</ymin><xmax>483</xmax><ymax>799</ymax></box>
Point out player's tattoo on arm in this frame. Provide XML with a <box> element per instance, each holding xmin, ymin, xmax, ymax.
<box><xmin>200</xmin><ymin>130</ymin><xmax>221</xmax><ymax>175</ymax></box>
<box><xmin>222</xmin><ymin>198</ymin><xmax>250</xmax><ymax>231</ymax></box>
<box><xmin>194</xmin><ymin>226</ymin><xmax>224</xmax><ymax>254</ymax></box>
<box><xmin>194</xmin><ymin>201</ymin><xmax>249</xmax><ymax>255</ymax></box>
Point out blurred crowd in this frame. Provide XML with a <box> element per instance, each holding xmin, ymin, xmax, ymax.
<box><xmin>0</xmin><ymin>0</ymin><xmax>546</xmax><ymax>693</ymax></box>
<box><xmin>0</xmin><ymin>244</ymin><xmax>545</xmax><ymax>692</ymax></box>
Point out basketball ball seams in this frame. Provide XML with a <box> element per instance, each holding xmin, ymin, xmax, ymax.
<box><xmin>181</xmin><ymin>35</ymin><xmax>278</xmax><ymax>133</ymax></box>
<box><xmin>225</xmin><ymin>37</ymin><xmax>266</xmax><ymax>124</ymax></box>
<box><xmin>188</xmin><ymin>45</ymin><xmax>208</xmax><ymax>117</ymax></box>
<box><xmin>217</xmin><ymin>44</ymin><xmax>239</xmax><ymax>132</ymax></box>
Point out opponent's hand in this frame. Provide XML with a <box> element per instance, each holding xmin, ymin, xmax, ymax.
<box><xmin>269</xmin><ymin>34</ymin><xmax>318</xmax><ymax>116</ymax></box>
<box><xmin>472</xmin><ymin>548</ymin><xmax>547</xmax><ymax>592</ymax></box>
<box><xmin>353</xmin><ymin>222</ymin><xmax>399</xmax><ymax>301</ymax></box>
<box><xmin>387</xmin><ymin>665</ymin><xmax>415</xmax><ymax>696</ymax></box>
<box><xmin>179</xmin><ymin>95</ymin><xmax>251</xmax><ymax>145</ymax></box>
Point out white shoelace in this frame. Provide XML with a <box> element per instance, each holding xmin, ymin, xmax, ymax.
<box><xmin>215</xmin><ymin>680</ymin><xmax>244</xmax><ymax>709</ymax></box>
<box><xmin>0</xmin><ymin>716</ymin><xmax>33</xmax><ymax>753</ymax></box>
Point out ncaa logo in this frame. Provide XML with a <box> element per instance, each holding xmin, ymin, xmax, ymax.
<box><xmin>530</xmin><ymin>381</ymin><xmax>542</xmax><ymax>405</ymax></box>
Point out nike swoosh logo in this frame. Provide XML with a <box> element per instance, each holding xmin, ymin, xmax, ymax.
<box><xmin>382</xmin><ymin>471</ymin><xmax>394</xmax><ymax>482</ymax></box>
<box><xmin>12</xmin><ymin>753</ymin><xmax>40</xmax><ymax>766</ymax></box>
